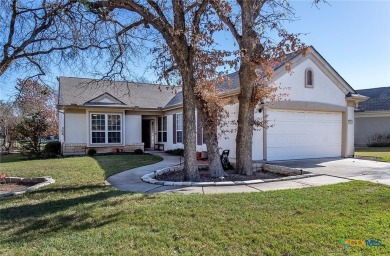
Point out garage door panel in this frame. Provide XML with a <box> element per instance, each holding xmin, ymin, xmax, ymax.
<box><xmin>267</xmin><ymin>109</ymin><xmax>342</xmax><ymax>161</ymax></box>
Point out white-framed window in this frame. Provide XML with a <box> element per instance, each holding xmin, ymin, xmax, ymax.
<box><xmin>305</xmin><ymin>68</ymin><xmax>314</xmax><ymax>88</ymax></box>
<box><xmin>91</xmin><ymin>113</ymin><xmax>122</xmax><ymax>144</ymax></box>
<box><xmin>158</xmin><ymin>116</ymin><xmax>167</xmax><ymax>142</ymax></box>
<box><xmin>176</xmin><ymin>113</ymin><xmax>183</xmax><ymax>143</ymax></box>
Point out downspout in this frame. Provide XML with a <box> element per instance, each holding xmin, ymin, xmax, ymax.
<box><xmin>62</xmin><ymin>110</ymin><xmax>65</xmax><ymax>156</ymax></box>
<box><xmin>262</xmin><ymin>103</ymin><xmax>267</xmax><ymax>161</ymax></box>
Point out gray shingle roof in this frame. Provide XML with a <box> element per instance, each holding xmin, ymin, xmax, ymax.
<box><xmin>217</xmin><ymin>71</ymin><xmax>240</xmax><ymax>93</ymax></box>
<box><xmin>356</xmin><ymin>87</ymin><xmax>390</xmax><ymax>111</ymax></box>
<box><xmin>58</xmin><ymin>77</ymin><xmax>181</xmax><ymax>108</ymax></box>
<box><xmin>165</xmin><ymin>91</ymin><xmax>183</xmax><ymax>108</ymax></box>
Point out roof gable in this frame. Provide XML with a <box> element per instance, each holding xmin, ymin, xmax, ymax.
<box><xmin>84</xmin><ymin>93</ymin><xmax>125</xmax><ymax>106</ymax></box>
<box><xmin>271</xmin><ymin>46</ymin><xmax>356</xmax><ymax>96</ymax></box>
<box><xmin>216</xmin><ymin>46</ymin><xmax>357</xmax><ymax>97</ymax></box>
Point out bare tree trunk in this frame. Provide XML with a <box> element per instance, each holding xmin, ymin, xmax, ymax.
<box><xmin>200</xmin><ymin>112</ymin><xmax>225</xmax><ymax>177</ymax></box>
<box><xmin>235</xmin><ymin>62</ymin><xmax>256</xmax><ymax>175</ymax></box>
<box><xmin>235</xmin><ymin>1</ymin><xmax>260</xmax><ymax>175</ymax></box>
<box><xmin>182</xmin><ymin>74</ymin><xmax>200</xmax><ymax>181</ymax></box>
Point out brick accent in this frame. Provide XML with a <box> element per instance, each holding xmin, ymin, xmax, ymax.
<box><xmin>62</xmin><ymin>144</ymin><xmax>87</xmax><ymax>155</ymax></box>
<box><xmin>62</xmin><ymin>143</ymin><xmax>144</xmax><ymax>155</ymax></box>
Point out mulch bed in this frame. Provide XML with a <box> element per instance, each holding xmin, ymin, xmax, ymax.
<box><xmin>156</xmin><ymin>167</ymin><xmax>285</xmax><ymax>182</ymax></box>
<box><xmin>0</xmin><ymin>183</ymin><xmax>32</xmax><ymax>194</ymax></box>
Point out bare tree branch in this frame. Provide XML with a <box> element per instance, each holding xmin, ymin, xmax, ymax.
<box><xmin>210</xmin><ymin>0</ymin><xmax>242</xmax><ymax>46</ymax></box>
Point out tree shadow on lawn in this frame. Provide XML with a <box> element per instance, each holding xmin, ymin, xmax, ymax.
<box><xmin>0</xmin><ymin>186</ymin><xmax>135</xmax><ymax>244</ymax></box>
<box><xmin>27</xmin><ymin>184</ymin><xmax>110</xmax><ymax>194</ymax></box>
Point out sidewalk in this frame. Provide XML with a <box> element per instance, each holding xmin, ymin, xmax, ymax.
<box><xmin>106</xmin><ymin>151</ymin><xmax>351</xmax><ymax>194</ymax></box>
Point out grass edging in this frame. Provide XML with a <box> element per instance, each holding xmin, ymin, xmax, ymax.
<box><xmin>0</xmin><ymin>176</ymin><xmax>55</xmax><ymax>198</ymax></box>
<box><xmin>141</xmin><ymin>165</ymin><xmax>320</xmax><ymax>186</ymax></box>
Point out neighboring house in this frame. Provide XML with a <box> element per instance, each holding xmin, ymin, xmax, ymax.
<box><xmin>354</xmin><ymin>87</ymin><xmax>390</xmax><ymax>146</ymax></box>
<box><xmin>58</xmin><ymin>46</ymin><xmax>367</xmax><ymax>161</ymax></box>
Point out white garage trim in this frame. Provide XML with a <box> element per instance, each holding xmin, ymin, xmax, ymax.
<box><xmin>265</xmin><ymin>109</ymin><xmax>343</xmax><ymax>161</ymax></box>
<box><xmin>266</xmin><ymin>101</ymin><xmax>347</xmax><ymax>112</ymax></box>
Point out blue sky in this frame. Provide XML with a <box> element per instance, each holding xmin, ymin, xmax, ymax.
<box><xmin>287</xmin><ymin>0</ymin><xmax>390</xmax><ymax>91</ymax></box>
<box><xmin>1</xmin><ymin>0</ymin><xmax>389</xmax><ymax>100</ymax></box>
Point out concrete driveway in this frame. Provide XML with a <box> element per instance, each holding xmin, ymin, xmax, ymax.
<box><xmin>270</xmin><ymin>157</ymin><xmax>390</xmax><ymax>186</ymax></box>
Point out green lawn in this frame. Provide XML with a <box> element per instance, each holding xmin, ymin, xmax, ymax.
<box><xmin>0</xmin><ymin>153</ymin><xmax>25</xmax><ymax>164</ymax></box>
<box><xmin>0</xmin><ymin>153</ymin><xmax>162</xmax><ymax>178</ymax></box>
<box><xmin>0</xmin><ymin>156</ymin><xmax>389</xmax><ymax>255</ymax></box>
<box><xmin>355</xmin><ymin>147</ymin><xmax>390</xmax><ymax>162</ymax></box>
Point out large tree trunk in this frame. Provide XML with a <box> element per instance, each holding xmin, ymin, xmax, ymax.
<box><xmin>235</xmin><ymin>1</ymin><xmax>260</xmax><ymax>175</ymax></box>
<box><xmin>182</xmin><ymin>72</ymin><xmax>200</xmax><ymax>181</ymax></box>
<box><xmin>200</xmin><ymin>111</ymin><xmax>225</xmax><ymax>178</ymax></box>
<box><xmin>235</xmin><ymin>62</ymin><xmax>256</xmax><ymax>175</ymax></box>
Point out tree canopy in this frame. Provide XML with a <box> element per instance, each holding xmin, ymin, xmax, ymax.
<box><xmin>1</xmin><ymin>0</ymin><xmax>319</xmax><ymax>178</ymax></box>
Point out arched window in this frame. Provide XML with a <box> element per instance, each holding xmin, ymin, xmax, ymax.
<box><xmin>305</xmin><ymin>69</ymin><xmax>313</xmax><ymax>88</ymax></box>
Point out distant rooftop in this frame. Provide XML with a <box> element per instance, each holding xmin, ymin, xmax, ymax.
<box><xmin>356</xmin><ymin>87</ymin><xmax>390</xmax><ymax>111</ymax></box>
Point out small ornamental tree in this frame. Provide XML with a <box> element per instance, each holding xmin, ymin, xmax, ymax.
<box><xmin>0</xmin><ymin>101</ymin><xmax>19</xmax><ymax>153</ymax></box>
<box><xmin>17</xmin><ymin>112</ymin><xmax>49</xmax><ymax>158</ymax></box>
<box><xmin>15</xmin><ymin>79</ymin><xmax>57</xmax><ymax>158</ymax></box>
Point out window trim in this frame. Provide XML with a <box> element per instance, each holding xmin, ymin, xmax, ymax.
<box><xmin>176</xmin><ymin>113</ymin><xmax>183</xmax><ymax>143</ymax></box>
<box><xmin>158</xmin><ymin>116</ymin><xmax>167</xmax><ymax>143</ymax></box>
<box><xmin>305</xmin><ymin>68</ymin><xmax>314</xmax><ymax>88</ymax></box>
<box><xmin>89</xmin><ymin>112</ymin><xmax>123</xmax><ymax>145</ymax></box>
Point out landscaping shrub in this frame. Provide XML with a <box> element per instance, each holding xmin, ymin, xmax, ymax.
<box><xmin>133</xmin><ymin>148</ymin><xmax>144</xmax><ymax>155</ymax></box>
<box><xmin>367</xmin><ymin>133</ymin><xmax>390</xmax><ymax>147</ymax></box>
<box><xmin>165</xmin><ymin>148</ymin><xmax>184</xmax><ymax>156</ymax></box>
<box><xmin>367</xmin><ymin>142</ymin><xmax>390</xmax><ymax>147</ymax></box>
<box><xmin>44</xmin><ymin>141</ymin><xmax>61</xmax><ymax>157</ymax></box>
<box><xmin>87</xmin><ymin>148</ymin><xmax>97</xmax><ymax>156</ymax></box>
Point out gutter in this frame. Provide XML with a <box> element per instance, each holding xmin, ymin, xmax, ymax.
<box><xmin>346</xmin><ymin>93</ymin><xmax>369</xmax><ymax>103</ymax></box>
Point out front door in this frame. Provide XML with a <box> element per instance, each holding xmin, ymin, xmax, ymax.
<box><xmin>142</xmin><ymin>120</ymin><xmax>151</xmax><ymax>148</ymax></box>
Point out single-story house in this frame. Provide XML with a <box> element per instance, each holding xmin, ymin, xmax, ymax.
<box><xmin>58</xmin><ymin>46</ymin><xmax>367</xmax><ymax>162</ymax></box>
<box><xmin>354</xmin><ymin>87</ymin><xmax>390</xmax><ymax>146</ymax></box>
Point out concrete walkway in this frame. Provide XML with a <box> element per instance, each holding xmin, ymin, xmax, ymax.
<box><xmin>106</xmin><ymin>152</ymin><xmax>355</xmax><ymax>195</ymax></box>
<box><xmin>106</xmin><ymin>151</ymin><xmax>184</xmax><ymax>193</ymax></box>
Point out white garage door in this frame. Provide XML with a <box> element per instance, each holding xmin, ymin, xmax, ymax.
<box><xmin>267</xmin><ymin>109</ymin><xmax>342</xmax><ymax>161</ymax></box>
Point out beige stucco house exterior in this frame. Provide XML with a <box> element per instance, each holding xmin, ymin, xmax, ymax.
<box><xmin>58</xmin><ymin>46</ymin><xmax>367</xmax><ymax>162</ymax></box>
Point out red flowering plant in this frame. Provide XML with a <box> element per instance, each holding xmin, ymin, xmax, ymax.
<box><xmin>0</xmin><ymin>173</ymin><xmax>6</xmax><ymax>184</ymax></box>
